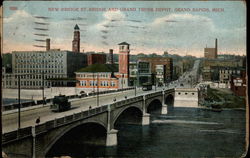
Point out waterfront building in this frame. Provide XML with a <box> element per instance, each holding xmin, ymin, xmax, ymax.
<box><xmin>75</xmin><ymin>42</ymin><xmax>130</xmax><ymax>89</ymax></box>
<box><xmin>201</xmin><ymin>57</ymin><xmax>245</xmax><ymax>82</ymax></box>
<box><xmin>230</xmin><ymin>71</ymin><xmax>246</xmax><ymax>96</ymax></box>
<box><xmin>5</xmin><ymin>24</ymin><xmax>88</xmax><ymax>89</ymax></box>
<box><xmin>75</xmin><ymin>64</ymin><xmax>119</xmax><ymax>89</ymax></box>
<box><xmin>11</xmin><ymin>50</ymin><xmax>87</xmax><ymax>88</ymax></box>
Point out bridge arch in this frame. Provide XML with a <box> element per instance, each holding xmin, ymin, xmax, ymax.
<box><xmin>146</xmin><ymin>99</ymin><xmax>162</xmax><ymax>113</ymax></box>
<box><xmin>113</xmin><ymin>106</ymin><xmax>143</xmax><ymax>128</ymax></box>
<box><xmin>165</xmin><ymin>94</ymin><xmax>174</xmax><ymax>106</ymax></box>
<box><xmin>45</xmin><ymin>121</ymin><xmax>107</xmax><ymax>157</ymax></box>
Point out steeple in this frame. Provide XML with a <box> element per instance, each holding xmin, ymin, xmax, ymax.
<box><xmin>74</xmin><ymin>24</ymin><xmax>80</xmax><ymax>30</ymax></box>
<box><xmin>72</xmin><ymin>24</ymin><xmax>80</xmax><ymax>52</ymax></box>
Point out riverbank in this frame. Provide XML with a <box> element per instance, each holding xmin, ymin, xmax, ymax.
<box><xmin>205</xmin><ymin>88</ymin><xmax>246</xmax><ymax>109</ymax></box>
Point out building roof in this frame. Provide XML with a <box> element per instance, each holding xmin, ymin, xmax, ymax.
<box><xmin>118</xmin><ymin>42</ymin><xmax>130</xmax><ymax>45</ymax></box>
<box><xmin>74</xmin><ymin>24</ymin><xmax>80</xmax><ymax>30</ymax></box>
<box><xmin>76</xmin><ymin>64</ymin><xmax>118</xmax><ymax>73</ymax></box>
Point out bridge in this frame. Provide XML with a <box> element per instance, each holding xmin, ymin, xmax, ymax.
<box><xmin>2</xmin><ymin>88</ymin><xmax>199</xmax><ymax>158</ymax></box>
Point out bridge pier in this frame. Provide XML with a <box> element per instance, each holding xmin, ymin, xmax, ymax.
<box><xmin>106</xmin><ymin>129</ymin><xmax>118</xmax><ymax>146</ymax></box>
<box><xmin>142</xmin><ymin>113</ymin><xmax>150</xmax><ymax>125</ymax></box>
<box><xmin>161</xmin><ymin>91</ymin><xmax>168</xmax><ymax>114</ymax></box>
<box><xmin>161</xmin><ymin>105</ymin><xmax>168</xmax><ymax>114</ymax></box>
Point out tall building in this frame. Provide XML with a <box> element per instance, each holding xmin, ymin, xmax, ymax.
<box><xmin>72</xmin><ymin>24</ymin><xmax>80</xmax><ymax>52</ymax></box>
<box><xmin>138</xmin><ymin>57</ymin><xmax>173</xmax><ymax>82</ymax></box>
<box><xmin>204</xmin><ymin>38</ymin><xmax>218</xmax><ymax>59</ymax></box>
<box><xmin>11</xmin><ymin>50</ymin><xmax>87</xmax><ymax>88</ymax></box>
<box><xmin>118</xmin><ymin>42</ymin><xmax>130</xmax><ymax>86</ymax></box>
<box><xmin>3</xmin><ymin>24</ymin><xmax>88</xmax><ymax>89</ymax></box>
<box><xmin>137</xmin><ymin>61</ymin><xmax>151</xmax><ymax>86</ymax></box>
<box><xmin>156</xmin><ymin>65</ymin><xmax>166</xmax><ymax>85</ymax></box>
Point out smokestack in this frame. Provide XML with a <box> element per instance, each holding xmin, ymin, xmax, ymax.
<box><xmin>46</xmin><ymin>38</ymin><xmax>50</xmax><ymax>51</ymax></box>
<box><xmin>109</xmin><ymin>49</ymin><xmax>114</xmax><ymax>64</ymax></box>
<box><xmin>215</xmin><ymin>38</ymin><xmax>217</xmax><ymax>50</ymax></box>
<box><xmin>215</xmin><ymin>38</ymin><xmax>218</xmax><ymax>58</ymax></box>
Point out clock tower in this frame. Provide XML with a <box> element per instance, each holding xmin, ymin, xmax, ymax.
<box><xmin>72</xmin><ymin>24</ymin><xmax>80</xmax><ymax>52</ymax></box>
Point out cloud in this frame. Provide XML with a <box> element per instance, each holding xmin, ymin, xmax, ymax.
<box><xmin>2</xmin><ymin>9</ymin><xmax>246</xmax><ymax>57</ymax></box>
<box><xmin>4</xmin><ymin>10</ymin><xmax>33</xmax><ymax>23</ymax></box>
<box><xmin>96</xmin><ymin>10</ymin><xmax>126</xmax><ymax>30</ymax></box>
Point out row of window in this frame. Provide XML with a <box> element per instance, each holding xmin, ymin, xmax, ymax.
<box><xmin>77</xmin><ymin>74</ymin><xmax>110</xmax><ymax>78</ymax></box>
<box><xmin>178</xmin><ymin>92</ymin><xmax>195</xmax><ymax>95</ymax></box>
<box><xmin>15</xmin><ymin>69</ymin><xmax>64</xmax><ymax>74</ymax></box>
<box><xmin>10</xmin><ymin>81</ymin><xmax>50</xmax><ymax>87</ymax></box>
<box><xmin>15</xmin><ymin>64</ymin><xmax>64</xmax><ymax>69</ymax></box>
<box><xmin>15</xmin><ymin>59</ymin><xmax>64</xmax><ymax>63</ymax></box>
<box><xmin>15</xmin><ymin>53</ymin><xmax>64</xmax><ymax>58</ymax></box>
<box><xmin>219</xmin><ymin>70</ymin><xmax>240</xmax><ymax>74</ymax></box>
<box><xmin>79</xmin><ymin>80</ymin><xmax>116</xmax><ymax>87</ymax></box>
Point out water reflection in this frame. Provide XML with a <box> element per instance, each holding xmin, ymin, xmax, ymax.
<box><xmin>47</xmin><ymin>107</ymin><xmax>246</xmax><ymax>158</ymax></box>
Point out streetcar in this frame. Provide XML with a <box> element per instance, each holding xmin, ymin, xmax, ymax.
<box><xmin>142</xmin><ymin>82</ymin><xmax>153</xmax><ymax>91</ymax></box>
<box><xmin>50</xmin><ymin>95</ymin><xmax>71</xmax><ymax>112</ymax></box>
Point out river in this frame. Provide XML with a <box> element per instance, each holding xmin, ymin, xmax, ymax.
<box><xmin>47</xmin><ymin>107</ymin><xmax>246</xmax><ymax>158</ymax></box>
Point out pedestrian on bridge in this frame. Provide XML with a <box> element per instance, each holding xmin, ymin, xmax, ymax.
<box><xmin>36</xmin><ymin>116</ymin><xmax>40</xmax><ymax>124</ymax></box>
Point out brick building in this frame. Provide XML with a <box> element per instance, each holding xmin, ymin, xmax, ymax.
<box><xmin>230</xmin><ymin>71</ymin><xmax>246</xmax><ymax>96</ymax></box>
<box><xmin>87</xmin><ymin>53</ymin><xmax>106</xmax><ymax>65</ymax></box>
<box><xmin>202</xmin><ymin>58</ymin><xmax>245</xmax><ymax>81</ymax></box>
<box><xmin>76</xmin><ymin>42</ymin><xmax>130</xmax><ymax>89</ymax></box>
<box><xmin>204</xmin><ymin>38</ymin><xmax>217</xmax><ymax>59</ymax></box>
<box><xmin>75</xmin><ymin>64</ymin><xmax>119</xmax><ymax>89</ymax></box>
<box><xmin>138</xmin><ymin>57</ymin><xmax>173</xmax><ymax>82</ymax></box>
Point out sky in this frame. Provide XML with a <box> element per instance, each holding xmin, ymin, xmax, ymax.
<box><xmin>2</xmin><ymin>1</ymin><xmax>246</xmax><ymax>57</ymax></box>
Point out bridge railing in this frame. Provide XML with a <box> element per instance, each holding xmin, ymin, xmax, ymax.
<box><xmin>113</xmin><ymin>96</ymin><xmax>143</xmax><ymax>108</ymax></box>
<box><xmin>2</xmin><ymin>87</ymin><xmax>135</xmax><ymax>112</ymax></box>
<box><xmin>34</xmin><ymin>104</ymin><xmax>110</xmax><ymax>135</ymax></box>
<box><xmin>145</xmin><ymin>91</ymin><xmax>162</xmax><ymax>99</ymax></box>
<box><xmin>2</xmin><ymin>127</ymin><xmax>32</xmax><ymax>144</ymax></box>
<box><xmin>2</xmin><ymin>88</ymin><xmax>170</xmax><ymax>144</ymax></box>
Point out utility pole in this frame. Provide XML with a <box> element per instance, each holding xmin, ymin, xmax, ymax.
<box><xmin>122</xmin><ymin>74</ymin><xmax>124</xmax><ymax>90</ymax></box>
<box><xmin>97</xmin><ymin>73</ymin><xmax>99</xmax><ymax>106</ymax></box>
<box><xmin>42</xmin><ymin>71</ymin><xmax>45</xmax><ymax>105</ymax></box>
<box><xmin>134</xmin><ymin>79</ymin><xmax>137</xmax><ymax>96</ymax></box>
<box><xmin>18</xmin><ymin>75</ymin><xmax>21</xmax><ymax>129</ymax></box>
<box><xmin>92</xmin><ymin>71</ymin><xmax>95</xmax><ymax>92</ymax></box>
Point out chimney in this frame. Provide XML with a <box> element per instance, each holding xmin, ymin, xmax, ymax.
<box><xmin>46</xmin><ymin>38</ymin><xmax>50</xmax><ymax>51</ymax></box>
<box><xmin>215</xmin><ymin>38</ymin><xmax>217</xmax><ymax>50</ymax></box>
<box><xmin>109</xmin><ymin>49</ymin><xmax>114</xmax><ymax>64</ymax></box>
<box><xmin>215</xmin><ymin>38</ymin><xmax>218</xmax><ymax>58</ymax></box>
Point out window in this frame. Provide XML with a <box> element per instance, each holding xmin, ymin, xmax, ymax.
<box><xmin>80</xmin><ymin>81</ymin><xmax>86</xmax><ymax>86</ymax></box>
